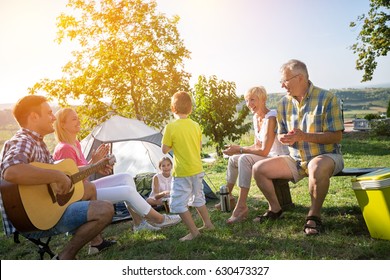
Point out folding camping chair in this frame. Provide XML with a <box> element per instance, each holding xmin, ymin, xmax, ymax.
<box><xmin>12</xmin><ymin>231</ymin><xmax>56</xmax><ymax>260</ymax></box>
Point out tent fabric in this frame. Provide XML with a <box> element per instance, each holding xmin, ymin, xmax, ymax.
<box><xmin>80</xmin><ymin>116</ymin><xmax>164</xmax><ymax>176</ymax></box>
<box><xmin>80</xmin><ymin>115</ymin><xmax>217</xmax><ymax>200</ymax></box>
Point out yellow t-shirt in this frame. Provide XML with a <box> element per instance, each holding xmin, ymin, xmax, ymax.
<box><xmin>162</xmin><ymin>118</ymin><xmax>203</xmax><ymax>177</ymax></box>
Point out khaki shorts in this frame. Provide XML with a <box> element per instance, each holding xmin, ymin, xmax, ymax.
<box><xmin>282</xmin><ymin>153</ymin><xmax>344</xmax><ymax>183</ymax></box>
<box><xmin>170</xmin><ymin>172</ymin><xmax>205</xmax><ymax>214</ymax></box>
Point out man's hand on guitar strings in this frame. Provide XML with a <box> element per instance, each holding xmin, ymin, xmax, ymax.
<box><xmin>53</xmin><ymin>171</ymin><xmax>73</xmax><ymax>195</ymax></box>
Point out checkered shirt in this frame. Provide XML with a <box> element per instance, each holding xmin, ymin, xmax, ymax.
<box><xmin>277</xmin><ymin>82</ymin><xmax>344</xmax><ymax>174</ymax></box>
<box><xmin>0</xmin><ymin>128</ymin><xmax>54</xmax><ymax>236</ymax></box>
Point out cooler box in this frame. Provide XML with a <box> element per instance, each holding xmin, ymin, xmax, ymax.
<box><xmin>351</xmin><ymin>168</ymin><xmax>390</xmax><ymax>240</ymax></box>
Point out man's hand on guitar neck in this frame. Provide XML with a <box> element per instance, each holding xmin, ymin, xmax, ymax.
<box><xmin>97</xmin><ymin>156</ymin><xmax>114</xmax><ymax>176</ymax></box>
<box><xmin>98</xmin><ymin>163</ymin><xmax>113</xmax><ymax>176</ymax></box>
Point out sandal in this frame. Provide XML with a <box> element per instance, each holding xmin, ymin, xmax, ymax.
<box><xmin>253</xmin><ymin>209</ymin><xmax>283</xmax><ymax>223</ymax></box>
<box><xmin>88</xmin><ymin>239</ymin><xmax>117</xmax><ymax>255</ymax></box>
<box><xmin>303</xmin><ymin>216</ymin><xmax>323</xmax><ymax>236</ymax></box>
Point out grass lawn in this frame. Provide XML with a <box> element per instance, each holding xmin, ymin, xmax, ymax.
<box><xmin>1</xmin><ymin>131</ymin><xmax>390</xmax><ymax>260</ymax></box>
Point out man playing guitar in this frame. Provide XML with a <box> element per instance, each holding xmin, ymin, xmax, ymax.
<box><xmin>0</xmin><ymin>95</ymin><xmax>115</xmax><ymax>260</ymax></box>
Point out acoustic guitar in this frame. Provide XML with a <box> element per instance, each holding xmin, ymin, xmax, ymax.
<box><xmin>0</xmin><ymin>155</ymin><xmax>116</xmax><ymax>232</ymax></box>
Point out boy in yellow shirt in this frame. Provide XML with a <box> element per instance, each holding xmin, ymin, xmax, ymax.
<box><xmin>162</xmin><ymin>91</ymin><xmax>214</xmax><ymax>241</ymax></box>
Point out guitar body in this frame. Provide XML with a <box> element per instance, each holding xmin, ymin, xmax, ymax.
<box><xmin>0</xmin><ymin>180</ymin><xmax>35</xmax><ymax>232</ymax></box>
<box><xmin>1</xmin><ymin>159</ymin><xmax>84</xmax><ymax>232</ymax></box>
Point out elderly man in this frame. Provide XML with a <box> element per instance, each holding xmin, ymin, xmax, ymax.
<box><xmin>252</xmin><ymin>59</ymin><xmax>344</xmax><ymax>235</ymax></box>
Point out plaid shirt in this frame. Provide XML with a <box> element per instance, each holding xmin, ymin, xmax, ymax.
<box><xmin>0</xmin><ymin>128</ymin><xmax>54</xmax><ymax>236</ymax></box>
<box><xmin>277</xmin><ymin>82</ymin><xmax>344</xmax><ymax>174</ymax></box>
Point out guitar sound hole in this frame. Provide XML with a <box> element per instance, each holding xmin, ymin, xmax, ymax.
<box><xmin>56</xmin><ymin>188</ymin><xmax>75</xmax><ymax>206</ymax></box>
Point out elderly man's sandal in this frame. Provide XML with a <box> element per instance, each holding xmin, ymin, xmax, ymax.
<box><xmin>303</xmin><ymin>216</ymin><xmax>323</xmax><ymax>236</ymax></box>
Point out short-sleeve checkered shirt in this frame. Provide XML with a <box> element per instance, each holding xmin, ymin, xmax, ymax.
<box><xmin>0</xmin><ymin>128</ymin><xmax>54</xmax><ymax>236</ymax></box>
<box><xmin>277</xmin><ymin>82</ymin><xmax>344</xmax><ymax>174</ymax></box>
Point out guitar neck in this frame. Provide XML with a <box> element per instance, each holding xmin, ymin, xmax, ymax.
<box><xmin>70</xmin><ymin>159</ymin><xmax>109</xmax><ymax>184</ymax></box>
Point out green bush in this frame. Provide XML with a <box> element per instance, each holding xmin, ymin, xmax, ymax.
<box><xmin>364</xmin><ymin>113</ymin><xmax>381</xmax><ymax>121</ymax></box>
<box><xmin>370</xmin><ymin>119</ymin><xmax>390</xmax><ymax>137</ymax></box>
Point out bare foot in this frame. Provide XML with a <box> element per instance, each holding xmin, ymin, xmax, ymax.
<box><xmin>226</xmin><ymin>207</ymin><xmax>248</xmax><ymax>224</ymax></box>
<box><xmin>199</xmin><ymin>224</ymin><xmax>215</xmax><ymax>232</ymax></box>
<box><xmin>232</xmin><ymin>206</ymin><xmax>248</xmax><ymax>217</ymax></box>
<box><xmin>179</xmin><ymin>232</ymin><xmax>200</xmax><ymax>242</ymax></box>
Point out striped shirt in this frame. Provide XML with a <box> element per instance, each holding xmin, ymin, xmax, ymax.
<box><xmin>0</xmin><ymin>128</ymin><xmax>54</xmax><ymax>236</ymax></box>
<box><xmin>277</xmin><ymin>82</ymin><xmax>344</xmax><ymax>173</ymax></box>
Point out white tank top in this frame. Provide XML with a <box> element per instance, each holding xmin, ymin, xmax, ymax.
<box><xmin>149</xmin><ymin>173</ymin><xmax>172</xmax><ymax>198</ymax></box>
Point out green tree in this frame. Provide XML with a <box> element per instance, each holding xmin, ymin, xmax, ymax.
<box><xmin>387</xmin><ymin>99</ymin><xmax>390</xmax><ymax>117</ymax></box>
<box><xmin>30</xmin><ymin>0</ymin><xmax>190</xmax><ymax>134</ymax></box>
<box><xmin>191</xmin><ymin>75</ymin><xmax>251</xmax><ymax>157</ymax></box>
<box><xmin>350</xmin><ymin>0</ymin><xmax>390</xmax><ymax>82</ymax></box>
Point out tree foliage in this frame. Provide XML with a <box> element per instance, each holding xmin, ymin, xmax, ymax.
<box><xmin>387</xmin><ymin>99</ymin><xmax>390</xmax><ymax>117</ymax></box>
<box><xmin>191</xmin><ymin>75</ymin><xmax>251</xmax><ymax>157</ymax></box>
<box><xmin>29</xmin><ymin>0</ymin><xmax>191</xmax><ymax>135</ymax></box>
<box><xmin>350</xmin><ymin>0</ymin><xmax>390</xmax><ymax>82</ymax></box>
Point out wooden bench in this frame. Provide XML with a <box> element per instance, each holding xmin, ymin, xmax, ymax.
<box><xmin>274</xmin><ymin>167</ymin><xmax>384</xmax><ymax>210</ymax></box>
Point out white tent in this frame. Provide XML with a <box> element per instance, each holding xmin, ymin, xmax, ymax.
<box><xmin>80</xmin><ymin>115</ymin><xmax>217</xmax><ymax>199</ymax></box>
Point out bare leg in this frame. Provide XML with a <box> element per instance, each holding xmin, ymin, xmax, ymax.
<box><xmin>82</xmin><ymin>180</ymin><xmax>97</xmax><ymax>201</ymax></box>
<box><xmin>125</xmin><ymin>205</ymin><xmax>143</xmax><ymax>226</ymax></box>
<box><xmin>227</xmin><ymin>187</ymin><xmax>249</xmax><ymax>223</ymax></box>
<box><xmin>226</xmin><ymin>182</ymin><xmax>236</xmax><ymax>200</ymax></box>
<box><xmin>252</xmin><ymin>157</ymin><xmax>292</xmax><ymax>213</ymax></box>
<box><xmin>305</xmin><ymin>156</ymin><xmax>334</xmax><ymax>234</ymax></box>
<box><xmin>178</xmin><ymin>210</ymin><xmax>200</xmax><ymax>241</ymax></box>
<box><xmin>124</xmin><ymin>202</ymin><xmax>163</xmax><ymax>227</ymax></box>
<box><xmin>80</xmin><ymin>181</ymin><xmax>106</xmax><ymax>248</ymax></box>
<box><xmin>144</xmin><ymin>208</ymin><xmax>165</xmax><ymax>224</ymax></box>
<box><xmin>58</xmin><ymin>200</ymin><xmax>114</xmax><ymax>260</ymax></box>
<box><xmin>196</xmin><ymin>205</ymin><xmax>214</xmax><ymax>231</ymax></box>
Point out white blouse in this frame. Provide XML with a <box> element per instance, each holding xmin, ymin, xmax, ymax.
<box><xmin>253</xmin><ymin>109</ymin><xmax>289</xmax><ymax>157</ymax></box>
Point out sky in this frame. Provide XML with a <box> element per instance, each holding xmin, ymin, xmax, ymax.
<box><xmin>0</xmin><ymin>0</ymin><xmax>389</xmax><ymax>105</ymax></box>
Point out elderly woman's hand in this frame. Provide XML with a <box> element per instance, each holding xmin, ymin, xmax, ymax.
<box><xmin>223</xmin><ymin>144</ymin><xmax>240</xmax><ymax>156</ymax></box>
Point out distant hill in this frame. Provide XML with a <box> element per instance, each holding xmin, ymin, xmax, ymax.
<box><xmin>1</xmin><ymin>87</ymin><xmax>389</xmax><ymax>128</ymax></box>
<box><xmin>340</xmin><ymin>82</ymin><xmax>390</xmax><ymax>89</ymax></box>
<box><xmin>265</xmin><ymin>87</ymin><xmax>389</xmax><ymax>115</ymax></box>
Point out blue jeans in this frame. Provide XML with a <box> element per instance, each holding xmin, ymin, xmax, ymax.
<box><xmin>23</xmin><ymin>201</ymin><xmax>89</xmax><ymax>239</ymax></box>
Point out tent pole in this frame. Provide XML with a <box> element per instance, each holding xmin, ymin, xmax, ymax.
<box><xmin>204</xmin><ymin>172</ymin><xmax>218</xmax><ymax>192</ymax></box>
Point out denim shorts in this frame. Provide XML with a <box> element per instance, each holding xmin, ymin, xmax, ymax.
<box><xmin>23</xmin><ymin>201</ymin><xmax>90</xmax><ymax>239</ymax></box>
